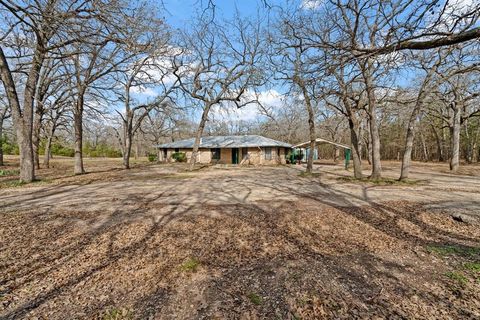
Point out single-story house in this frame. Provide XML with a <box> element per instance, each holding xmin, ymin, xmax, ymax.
<box><xmin>156</xmin><ymin>135</ymin><xmax>292</xmax><ymax>165</ymax></box>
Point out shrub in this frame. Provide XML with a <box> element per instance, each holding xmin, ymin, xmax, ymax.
<box><xmin>83</xmin><ymin>142</ymin><xmax>122</xmax><ymax>158</ymax></box>
<box><xmin>180</xmin><ymin>258</ymin><xmax>200</xmax><ymax>272</ymax></box>
<box><xmin>172</xmin><ymin>152</ymin><xmax>187</xmax><ymax>162</ymax></box>
<box><xmin>147</xmin><ymin>153</ymin><xmax>157</xmax><ymax>162</ymax></box>
<box><xmin>1</xmin><ymin>135</ymin><xmax>19</xmax><ymax>155</ymax></box>
<box><xmin>51</xmin><ymin>142</ymin><xmax>75</xmax><ymax>157</ymax></box>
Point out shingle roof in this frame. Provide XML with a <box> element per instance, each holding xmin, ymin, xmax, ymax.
<box><xmin>156</xmin><ymin>135</ymin><xmax>292</xmax><ymax>149</ymax></box>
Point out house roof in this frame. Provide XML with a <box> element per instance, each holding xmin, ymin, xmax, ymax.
<box><xmin>293</xmin><ymin>138</ymin><xmax>351</xmax><ymax>150</ymax></box>
<box><xmin>156</xmin><ymin>135</ymin><xmax>292</xmax><ymax>149</ymax></box>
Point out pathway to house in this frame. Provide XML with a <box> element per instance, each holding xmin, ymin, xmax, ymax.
<box><xmin>1</xmin><ymin>159</ymin><xmax>479</xmax><ymax>319</ymax></box>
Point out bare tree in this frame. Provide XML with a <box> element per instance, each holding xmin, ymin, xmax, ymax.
<box><xmin>0</xmin><ymin>0</ymin><xmax>101</xmax><ymax>182</ymax></box>
<box><xmin>173</xmin><ymin>13</ymin><xmax>264</xmax><ymax>169</ymax></box>
<box><xmin>397</xmin><ymin>46</ymin><xmax>462</xmax><ymax>180</ymax></box>
<box><xmin>43</xmin><ymin>103</ymin><xmax>70</xmax><ymax>168</ymax></box>
<box><xmin>269</xmin><ymin>12</ymin><xmax>321</xmax><ymax>173</ymax></box>
<box><xmin>114</xmin><ymin>38</ymin><xmax>178</xmax><ymax>169</ymax></box>
<box><xmin>0</xmin><ymin>98</ymin><xmax>10</xmax><ymax>166</ymax></box>
<box><xmin>62</xmin><ymin>2</ymin><xmax>161</xmax><ymax>174</ymax></box>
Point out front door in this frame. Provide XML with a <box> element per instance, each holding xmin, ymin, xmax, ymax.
<box><xmin>232</xmin><ymin>148</ymin><xmax>239</xmax><ymax>164</ymax></box>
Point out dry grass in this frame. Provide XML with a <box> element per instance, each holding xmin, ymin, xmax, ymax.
<box><xmin>0</xmin><ymin>157</ymin><xmax>479</xmax><ymax>319</ymax></box>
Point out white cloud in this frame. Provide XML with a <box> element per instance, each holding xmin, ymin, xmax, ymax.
<box><xmin>300</xmin><ymin>0</ymin><xmax>322</xmax><ymax>10</ymax></box>
<box><xmin>130</xmin><ymin>86</ymin><xmax>157</xmax><ymax>97</ymax></box>
<box><xmin>210</xmin><ymin>89</ymin><xmax>284</xmax><ymax>122</ymax></box>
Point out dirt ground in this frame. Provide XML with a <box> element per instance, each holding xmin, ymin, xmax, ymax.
<box><xmin>1</xmin><ymin>156</ymin><xmax>479</xmax><ymax>319</ymax></box>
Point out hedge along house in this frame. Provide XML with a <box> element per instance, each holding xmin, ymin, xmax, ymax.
<box><xmin>156</xmin><ymin>135</ymin><xmax>292</xmax><ymax>165</ymax></box>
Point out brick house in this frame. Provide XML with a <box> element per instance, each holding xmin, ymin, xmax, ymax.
<box><xmin>156</xmin><ymin>135</ymin><xmax>292</xmax><ymax>165</ymax></box>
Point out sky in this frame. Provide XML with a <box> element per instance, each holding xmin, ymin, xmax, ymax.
<box><xmin>163</xmin><ymin>0</ymin><xmax>267</xmax><ymax>28</ymax></box>
<box><xmin>129</xmin><ymin>0</ymin><xmax>291</xmax><ymax>123</ymax></box>
<box><xmin>129</xmin><ymin>0</ymin><xmax>476</xmax><ymax>123</ymax></box>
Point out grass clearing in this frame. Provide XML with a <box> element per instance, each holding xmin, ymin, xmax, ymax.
<box><xmin>0</xmin><ymin>169</ymin><xmax>19</xmax><ymax>176</ymax></box>
<box><xmin>247</xmin><ymin>293</ymin><xmax>262</xmax><ymax>305</ymax></box>
<box><xmin>163</xmin><ymin>173</ymin><xmax>196</xmax><ymax>180</ymax></box>
<box><xmin>298</xmin><ymin>171</ymin><xmax>322</xmax><ymax>178</ymax></box>
<box><xmin>337</xmin><ymin>176</ymin><xmax>424</xmax><ymax>186</ymax></box>
<box><xmin>464</xmin><ymin>262</ymin><xmax>480</xmax><ymax>272</ymax></box>
<box><xmin>445</xmin><ymin>271</ymin><xmax>469</xmax><ymax>285</ymax></box>
<box><xmin>0</xmin><ymin>178</ymin><xmax>51</xmax><ymax>189</ymax></box>
<box><xmin>101</xmin><ymin>307</ymin><xmax>133</xmax><ymax>320</ymax></box>
<box><xmin>426</xmin><ymin>244</ymin><xmax>480</xmax><ymax>257</ymax></box>
<box><xmin>180</xmin><ymin>258</ymin><xmax>200</xmax><ymax>272</ymax></box>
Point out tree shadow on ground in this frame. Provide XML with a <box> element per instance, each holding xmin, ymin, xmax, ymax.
<box><xmin>1</xmin><ymin>167</ymin><xmax>479</xmax><ymax>319</ymax></box>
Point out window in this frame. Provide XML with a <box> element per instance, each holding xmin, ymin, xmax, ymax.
<box><xmin>211</xmin><ymin>148</ymin><xmax>221</xmax><ymax>160</ymax></box>
<box><xmin>163</xmin><ymin>148</ymin><xmax>167</xmax><ymax>159</ymax></box>
<box><xmin>264</xmin><ymin>147</ymin><xmax>272</xmax><ymax>160</ymax></box>
<box><xmin>277</xmin><ymin>148</ymin><xmax>280</xmax><ymax>158</ymax></box>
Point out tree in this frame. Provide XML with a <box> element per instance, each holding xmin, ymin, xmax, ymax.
<box><xmin>399</xmin><ymin>50</ymin><xmax>446</xmax><ymax>180</ymax></box>
<box><xmin>62</xmin><ymin>2</ymin><xmax>161</xmax><ymax>174</ymax></box>
<box><xmin>0</xmin><ymin>98</ymin><xmax>10</xmax><ymax>166</ymax></box>
<box><xmin>114</xmin><ymin>40</ymin><xmax>178</xmax><ymax>169</ymax></box>
<box><xmin>43</xmin><ymin>103</ymin><xmax>70</xmax><ymax>168</ymax></box>
<box><xmin>173</xmin><ymin>13</ymin><xmax>264</xmax><ymax>169</ymax></box>
<box><xmin>0</xmin><ymin>0</ymin><xmax>99</xmax><ymax>182</ymax></box>
<box><xmin>269</xmin><ymin>12</ymin><xmax>321</xmax><ymax>173</ymax></box>
<box><xmin>323</xmin><ymin>64</ymin><xmax>366</xmax><ymax>179</ymax></box>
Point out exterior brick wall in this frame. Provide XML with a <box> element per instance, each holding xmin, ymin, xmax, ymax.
<box><xmin>160</xmin><ymin>147</ymin><xmax>289</xmax><ymax>165</ymax></box>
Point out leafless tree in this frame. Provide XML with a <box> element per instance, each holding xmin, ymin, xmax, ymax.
<box><xmin>0</xmin><ymin>0</ymin><xmax>99</xmax><ymax>181</ymax></box>
<box><xmin>0</xmin><ymin>95</ymin><xmax>10</xmax><ymax>166</ymax></box>
<box><xmin>42</xmin><ymin>102</ymin><xmax>70</xmax><ymax>168</ymax></box>
<box><xmin>269</xmin><ymin>9</ymin><xmax>322</xmax><ymax>173</ymax></box>
<box><xmin>173</xmin><ymin>13</ymin><xmax>265</xmax><ymax>169</ymax></box>
<box><xmin>114</xmin><ymin>39</ymin><xmax>178</xmax><ymax>169</ymax></box>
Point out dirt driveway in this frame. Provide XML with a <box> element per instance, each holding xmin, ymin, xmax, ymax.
<box><xmin>1</xmin><ymin>160</ymin><xmax>479</xmax><ymax>319</ymax></box>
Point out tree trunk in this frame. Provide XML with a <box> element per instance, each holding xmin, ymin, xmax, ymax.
<box><xmin>44</xmin><ymin>134</ymin><xmax>53</xmax><ymax>168</ymax></box>
<box><xmin>43</xmin><ymin>122</ymin><xmax>55</xmax><ymax>168</ymax></box>
<box><xmin>74</xmin><ymin>94</ymin><xmax>85</xmax><ymax>174</ymax></box>
<box><xmin>123</xmin><ymin>120</ymin><xmax>132</xmax><ymax>169</ymax></box>
<box><xmin>32</xmin><ymin>108</ymin><xmax>43</xmax><ymax>170</ymax></box>
<box><xmin>420</xmin><ymin>130</ymin><xmax>428</xmax><ymax>161</ymax></box>
<box><xmin>0</xmin><ymin>118</ymin><xmax>3</xmax><ymax>166</ymax></box>
<box><xmin>472</xmin><ymin>122</ymin><xmax>480</xmax><ymax>163</ymax></box>
<box><xmin>400</xmin><ymin>113</ymin><xmax>419</xmax><ymax>180</ymax></box>
<box><xmin>190</xmin><ymin>103</ymin><xmax>212</xmax><ymax>170</ymax></box>
<box><xmin>361</xmin><ymin>59</ymin><xmax>382</xmax><ymax>179</ymax></box>
<box><xmin>366</xmin><ymin>98</ymin><xmax>381</xmax><ymax>179</ymax></box>
<box><xmin>134</xmin><ymin>139</ymin><xmax>139</xmax><ymax>159</ymax></box>
<box><xmin>299</xmin><ymin>82</ymin><xmax>316</xmax><ymax>174</ymax></box>
<box><xmin>431</xmin><ymin>124</ymin><xmax>444</xmax><ymax>162</ymax></box>
<box><xmin>450</xmin><ymin>104</ymin><xmax>461</xmax><ymax>172</ymax></box>
<box><xmin>348</xmin><ymin>117</ymin><xmax>363</xmax><ymax>179</ymax></box>
<box><xmin>0</xmin><ymin>47</ymin><xmax>41</xmax><ymax>182</ymax></box>
<box><xmin>365</xmin><ymin>122</ymin><xmax>372</xmax><ymax>165</ymax></box>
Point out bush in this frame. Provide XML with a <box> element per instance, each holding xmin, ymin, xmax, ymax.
<box><xmin>147</xmin><ymin>153</ymin><xmax>157</xmax><ymax>162</ymax></box>
<box><xmin>51</xmin><ymin>142</ymin><xmax>75</xmax><ymax>157</ymax></box>
<box><xmin>171</xmin><ymin>152</ymin><xmax>187</xmax><ymax>162</ymax></box>
<box><xmin>1</xmin><ymin>135</ymin><xmax>19</xmax><ymax>155</ymax></box>
<box><xmin>83</xmin><ymin>142</ymin><xmax>122</xmax><ymax>158</ymax></box>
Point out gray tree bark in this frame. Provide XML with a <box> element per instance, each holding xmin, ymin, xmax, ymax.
<box><xmin>450</xmin><ymin>103</ymin><xmax>461</xmax><ymax>172</ymax></box>
<box><xmin>74</xmin><ymin>94</ymin><xmax>85</xmax><ymax>174</ymax></box>
<box><xmin>190</xmin><ymin>103</ymin><xmax>212</xmax><ymax>170</ymax></box>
